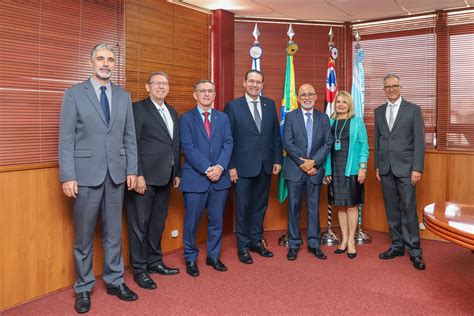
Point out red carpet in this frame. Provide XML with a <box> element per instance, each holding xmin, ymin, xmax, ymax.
<box><xmin>4</xmin><ymin>231</ymin><xmax>474</xmax><ymax>315</ymax></box>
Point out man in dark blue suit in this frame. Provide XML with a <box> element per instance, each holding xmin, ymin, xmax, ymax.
<box><xmin>179</xmin><ymin>79</ymin><xmax>233</xmax><ymax>277</ymax></box>
<box><xmin>282</xmin><ymin>84</ymin><xmax>332</xmax><ymax>261</ymax></box>
<box><xmin>224</xmin><ymin>70</ymin><xmax>282</xmax><ymax>264</ymax></box>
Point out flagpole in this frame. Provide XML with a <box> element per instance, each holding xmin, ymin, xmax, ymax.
<box><xmin>277</xmin><ymin>24</ymin><xmax>299</xmax><ymax>247</ymax></box>
<box><xmin>249</xmin><ymin>23</ymin><xmax>269</xmax><ymax>247</ymax></box>
<box><xmin>321</xmin><ymin>26</ymin><xmax>341</xmax><ymax>246</ymax></box>
<box><xmin>352</xmin><ymin>28</ymin><xmax>372</xmax><ymax>244</ymax></box>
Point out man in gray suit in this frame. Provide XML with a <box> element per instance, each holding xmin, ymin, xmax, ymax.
<box><xmin>59</xmin><ymin>43</ymin><xmax>139</xmax><ymax>314</ymax></box>
<box><xmin>374</xmin><ymin>73</ymin><xmax>426</xmax><ymax>270</ymax></box>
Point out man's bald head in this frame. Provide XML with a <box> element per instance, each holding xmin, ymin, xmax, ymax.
<box><xmin>297</xmin><ymin>84</ymin><xmax>317</xmax><ymax>110</ymax></box>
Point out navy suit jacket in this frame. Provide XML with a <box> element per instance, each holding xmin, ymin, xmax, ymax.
<box><xmin>282</xmin><ymin>108</ymin><xmax>333</xmax><ymax>184</ymax></box>
<box><xmin>179</xmin><ymin>107</ymin><xmax>233</xmax><ymax>193</ymax></box>
<box><xmin>224</xmin><ymin>95</ymin><xmax>282</xmax><ymax>177</ymax></box>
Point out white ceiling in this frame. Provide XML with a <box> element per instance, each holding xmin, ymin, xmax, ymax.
<box><xmin>176</xmin><ymin>0</ymin><xmax>472</xmax><ymax>22</ymax></box>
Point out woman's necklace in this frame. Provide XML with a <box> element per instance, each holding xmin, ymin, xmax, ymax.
<box><xmin>334</xmin><ymin>117</ymin><xmax>348</xmax><ymax>151</ymax></box>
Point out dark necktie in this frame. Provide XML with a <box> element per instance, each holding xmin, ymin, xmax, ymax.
<box><xmin>203</xmin><ymin>112</ymin><xmax>211</xmax><ymax>138</ymax></box>
<box><xmin>100</xmin><ymin>86</ymin><xmax>110</xmax><ymax>125</ymax></box>
<box><xmin>305</xmin><ymin>112</ymin><xmax>313</xmax><ymax>157</ymax></box>
<box><xmin>251</xmin><ymin>101</ymin><xmax>262</xmax><ymax>133</ymax></box>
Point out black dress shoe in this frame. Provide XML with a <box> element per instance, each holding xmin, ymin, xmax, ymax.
<box><xmin>379</xmin><ymin>248</ymin><xmax>404</xmax><ymax>260</ymax></box>
<box><xmin>308</xmin><ymin>247</ymin><xmax>327</xmax><ymax>260</ymax></box>
<box><xmin>186</xmin><ymin>261</ymin><xmax>200</xmax><ymax>277</ymax></box>
<box><xmin>206</xmin><ymin>257</ymin><xmax>228</xmax><ymax>272</ymax></box>
<box><xmin>106</xmin><ymin>283</ymin><xmax>138</xmax><ymax>301</ymax></box>
<box><xmin>410</xmin><ymin>256</ymin><xmax>426</xmax><ymax>270</ymax></box>
<box><xmin>334</xmin><ymin>247</ymin><xmax>347</xmax><ymax>254</ymax></box>
<box><xmin>237</xmin><ymin>250</ymin><xmax>253</xmax><ymax>264</ymax></box>
<box><xmin>347</xmin><ymin>252</ymin><xmax>357</xmax><ymax>259</ymax></box>
<box><xmin>148</xmin><ymin>263</ymin><xmax>180</xmax><ymax>276</ymax></box>
<box><xmin>250</xmin><ymin>242</ymin><xmax>274</xmax><ymax>257</ymax></box>
<box><xmin>74</xmin><ymin>291</ymin><xmax>91</xmax><ymax>314</ymax></box>
<box><xmin>133</xmin><ymin>272</ymin><xmax>157</xmax><ymax>290</ymax></box>
<box><xmin>287</xmin><ymin>248</ymin><xmax>298</xmax><ymax>261</ymax></box>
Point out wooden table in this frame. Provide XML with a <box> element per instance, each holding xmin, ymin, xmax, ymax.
<box><xmin>423</xmin><ymin>202</ymin><xmax>474</xmax><ymax>250</ymax></box>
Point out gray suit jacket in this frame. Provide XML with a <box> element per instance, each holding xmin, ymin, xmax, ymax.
<box><xmin>59</xmin><ymin>79</ymin><xmax>138</xmax><ymax>186</ymax></box>
<box><xmin>374</xmin><ymin>98</ymin><xmax>425</xmax><ymax>177</ymax></box>
<box><xmin>282</xmin><ymin>108</ymin><xmax>333</xmax><ymax>184</ymax></box>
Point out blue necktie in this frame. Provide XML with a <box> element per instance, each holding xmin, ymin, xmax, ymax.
<box><xmin>305</xmin><ymin>112</ymin><xmax>312</xmax><ymax>157</ymax></box>
<box><xmin>100</xmin><ymin>86</ymin><xmax>110</xmax><ymax>125</ymax></box>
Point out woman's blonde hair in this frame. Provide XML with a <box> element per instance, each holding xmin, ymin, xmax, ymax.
<box><xmin>331</xmin><ymin>90</ymin><xmax>355</xmax><ymax>119</ymax></box>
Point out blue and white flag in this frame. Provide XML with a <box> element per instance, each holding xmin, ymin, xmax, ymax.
<box><xmin>351</xmin><ymin>49</ymin><xmax>365</xmax><ymax>118</ymax></box>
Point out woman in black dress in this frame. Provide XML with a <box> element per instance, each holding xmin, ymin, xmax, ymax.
<box><xmin>324</xmin><ymin>91</ymin><xmax>369</xmax><ymax>258</ymax></box>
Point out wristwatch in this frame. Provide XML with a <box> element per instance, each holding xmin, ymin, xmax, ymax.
<box><xmin>360</xmin><ymin>163</ymin><xmax>367</xmax><ymax>169</ymax></box>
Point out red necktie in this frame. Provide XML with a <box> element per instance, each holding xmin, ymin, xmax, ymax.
<box><xmin>203</xmin><ymin>112</ymin><xmax>211</xmax><ymax>138</ymax></box>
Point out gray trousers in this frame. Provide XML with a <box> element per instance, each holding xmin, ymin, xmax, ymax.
<box><xmin>380</xmin><ymin>171</ymin><xmax>422</xmax><ymax>257</ymax></box>
<box><xmin>287</xmin><ymin>179</ymin><xmax>322</xmax><ymax>249</ymax></box>
<box><xmin>73</xmin><ymin>173</ymin><xmax>125</xmax><ymax>293</ymax></box>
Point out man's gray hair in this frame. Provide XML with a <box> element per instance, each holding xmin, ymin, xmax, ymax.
<box><xmin>148</xmin><ymin>71</ymin><xmax>169</xmax><ymax>83</ymax></box>
<box><xmin>194</xmin><ymin>79</ymin><xmax>215</xmax><ymax>90</ymax></box>
<box><xmin>383</xmin><ymin>73</ymin><xmax>401</xmax><ymax>83</ymax></box>
<box><xmin>90</xmin><ymin>43</ymin><xmax>115</xmax><ymax>59</ymax></box>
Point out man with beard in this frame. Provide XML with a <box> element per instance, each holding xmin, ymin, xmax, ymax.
<box><xmin>59</xmin><ymin>43</ymin><xmax>138</xmax><ymax>313</ymax></box>
<box><xmin>282</xmin><ymin>84</ymin><xmax>332</xmax><ymax>261</ymax></box>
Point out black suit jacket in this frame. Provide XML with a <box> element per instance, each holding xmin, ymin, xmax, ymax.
<box><xmin>224</xmin><ymin>95</ymin><xmax>282</xmax><ymax>177</ymax></box>
<box><xmin>133</xmin><ymin>98</ymin><xmax>180</xmax><ymax>186</ymax></box>
<box><xmin>374</xmin><ymin>98</ymin><xmax>425</xmax><ymax>177</ymax></box>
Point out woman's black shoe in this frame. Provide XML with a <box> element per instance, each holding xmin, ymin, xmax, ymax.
<box><xmin>347</xmin><ymin>252</ymin><xmax>357</xmax><ymax>259</ymax></box>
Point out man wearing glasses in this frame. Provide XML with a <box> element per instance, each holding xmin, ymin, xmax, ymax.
<box><xmin>224</xmin><ymin>70</ymin><xmax>282</xmax><ymax>264</ymax></box>
<box><xmin>282</xmin><ymin>84</ymin><xmax>332</xmax><ymax>261</ymax></box>
<box><xmin>126</xmin><ymin>72</ymin><xmax>181</xmax><ymax>290</ymax></box>
<box><xmin>179</xmin><ymin>80</ymin><xmax>233</xmax><ymax>277</ymax></box>
<box><xmin>374</xmin><ymin>73</ymin><xmax>426</xmax><ymax>270</ymax></box>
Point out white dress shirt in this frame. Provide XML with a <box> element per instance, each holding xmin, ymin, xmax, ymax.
<box><xmin>385</xmin><ymin>96</ymin><xmax>402</xmax><ymax>126</ymax></box>
<box><xmin>302</xmin><ymin>108</ymin><xmax>314</xmax><ymax>124</ymax></box>
<box><xmin>151</xmin><ymin>99</ymin><xmax>174</xmax><ymax>139</ymax></box>
<box><xmin>245</xmin><ymin>93</ymin><xmax>262</xmax><ymax>120</ymax></box>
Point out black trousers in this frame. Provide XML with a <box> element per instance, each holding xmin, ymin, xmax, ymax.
<box><xmin>126</xmin><ymin>181</ymin><xmax>172</xmax><ymax>273</ymax></box>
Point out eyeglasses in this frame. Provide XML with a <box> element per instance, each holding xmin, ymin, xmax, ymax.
<box><xmin>149</xmin><ymin>81</ymin><xmax>169</xmax><ymax>86</ymax></box>
<box><xmin>298</xmin><ymin>93</ymin><xmax>316</xmax><ymax>98</ymax></box>
<box><xmin>384</xmin><ymin>85</ymin><xmax>401</xmax><ymax>90</ymax></box>
<box><xmin>196</xmin><ymin>89</ymin><xmax>215</xmax><ymax>94</ymax></box>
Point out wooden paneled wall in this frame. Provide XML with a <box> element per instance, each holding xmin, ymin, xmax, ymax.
<box><xmin>125</xmin><ymin>0</ymin><xmax>210</xmax><ymax>113</ymax></box>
